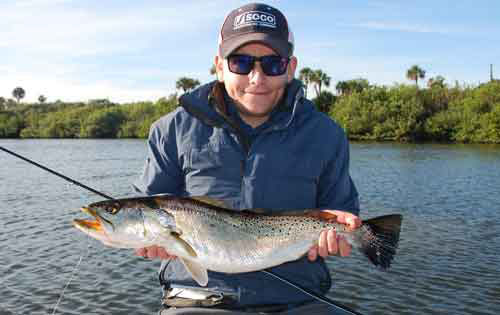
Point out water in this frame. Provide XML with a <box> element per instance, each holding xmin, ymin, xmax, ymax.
<box><xmin>1</xmin><ymin>139</ymin><xmax>499</xmax><ymax>315</ymax></box>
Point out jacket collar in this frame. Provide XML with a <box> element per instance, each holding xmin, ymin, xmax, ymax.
<box><xmin>179</xmin><ymin>79</ymin><xmax>309</xmax><ymax>131</ymax></box>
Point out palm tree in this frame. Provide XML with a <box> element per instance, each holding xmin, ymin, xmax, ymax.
<box><xmin>406</xmin><ymin>65</ymin><xmax>426</xmax><ymax>87</ymax></box>
<box><xmin>12</xmin><ymin>87</ymin><xmax>26</xmax><ymax>103</ymax></box>
<box><xmin>335</xmin><ymin>80</ymin><xmax>350</xmax><ymax>96</ymax></box>
<box><xmin>298</xmin><ymin>67</ymin><xmax>313</xmax><ymax>98</ymax></box>
<box><xmin>209</xmin><ymin>64</ymin><xmax>219</xmax><ymax>81</ymax></box>
<box><xmin>176</xmin><ymin>77</ymin><xmax>201</xmax><ymax>93</ymax></box>
<box><xmin>210</xmin><ymin>65</ymin><xmax>217</xmax><ymax>76</ymax></box>
<box><xmin>38</xmin><ymin>95</ymin><xmax>47</xmax><ymax>104</ymax></box>
<box><xmin>427</xmin><ymin>75</ymin><xmax>445</xmax><ymax>89</ymax></box>
<box><xmin>311</xmin><ymin>70</ymin><xmax>331</xmax><ymax>97</ymax></box>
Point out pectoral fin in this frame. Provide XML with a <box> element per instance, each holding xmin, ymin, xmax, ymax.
<box><xmin>180</xmin><ymin>258</ymin><xmax>208</xmax><ymax>286</ymax></box>
<box><xmin>167</xmin><ymin>232</ymin><xmax>197</xmax><ymax>258</ymax></box>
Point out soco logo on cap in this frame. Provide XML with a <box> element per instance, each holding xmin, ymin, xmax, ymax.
<box><xmin>234</xmin><ymin>11</ymin><xmax>276</xmax><ymax>29</ymax></box>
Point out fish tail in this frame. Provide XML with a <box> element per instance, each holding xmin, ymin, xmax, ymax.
<box><xmin>358</xmin><ymin>214</ymin><xmax>402</xmax><ymax>269</ymax></box>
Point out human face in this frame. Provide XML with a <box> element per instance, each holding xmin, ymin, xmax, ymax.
<box><xmin>215</xmin><ymin>43</ymin><xmax>297</xmax><ymax>127</ymax></box>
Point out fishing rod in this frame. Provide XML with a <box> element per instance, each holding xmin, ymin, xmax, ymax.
<box><xmin>1</xmin><ymin>145</ymin><xmax>363</xmax><ymax>315</ymax></box>
<box><xmin>261</xmin><ymin>270</ymin><xmax>362</xmax><ymax>315</ymax></box>
<box><xmin>0</xmin><ymin>146</ymin><xmax>114</xmax><ymax>200</ymax></box>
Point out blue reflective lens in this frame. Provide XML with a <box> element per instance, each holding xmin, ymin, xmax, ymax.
<box><xmin>227</xmin><ymin>54</ymin><xmax>289</xmax><ymax>76</ymax></box>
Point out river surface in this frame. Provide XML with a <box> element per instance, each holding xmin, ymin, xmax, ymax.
<box><xmin>1</xmin><ymin>139</ymin><xmax>499</xmax><ymax>315</ymax></box>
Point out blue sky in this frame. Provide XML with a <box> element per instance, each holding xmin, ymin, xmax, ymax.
<box><xmin>1</xmin><ymin>0</ymin><xmax>499</xmax><ymax>103</ymax></box>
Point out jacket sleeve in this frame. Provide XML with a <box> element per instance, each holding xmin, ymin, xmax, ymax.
<box><xmin>317</xmin><ymin>128</ymin><xmax>360</xmax><ymax>215</ymax></box>
<box><xmin>133</xmin><ymin>118</ymin><xmax>184</xmax><ymax>196</ymax></box>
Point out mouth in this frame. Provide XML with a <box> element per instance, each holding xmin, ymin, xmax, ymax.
<box><xmin>246</xmin><ymin>91</ymin><xmax>270</xmax><ymax>95</ymax></box>
<box><xmin>73</xmin><ymin>207</ymin><xmax>103</xmax><ymax>232</ymax></box>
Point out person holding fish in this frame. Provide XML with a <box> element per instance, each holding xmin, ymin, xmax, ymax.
<box><xmin>133</xmin><ymin>2</ymin><xmax>363</xmax><ymax>314</ymax></box>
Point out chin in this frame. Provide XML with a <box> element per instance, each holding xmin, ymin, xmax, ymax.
<box><xmin>244</xmin><ymin>104</ymin><xmax>274</xmax><ymax>116</ymax></box>
<box><xmin>244</xmin><ymin>97</ymin><xmax>275</xmax><ymax>110</ymax></box>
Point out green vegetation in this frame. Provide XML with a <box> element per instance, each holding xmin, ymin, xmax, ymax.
<box><xmin>1</xmin><ymin>95</ymin><xmax>178</xmax><ymax>139</ymax></box>
<box><xmin>329</xmin><ymin>80</ymin><xmax>500</xmax><ymax>143</ymax></box>
<box><xmin>2</xmin><ymin>66</ymin><xmax>500</xmax><ymax>143</ymax></box>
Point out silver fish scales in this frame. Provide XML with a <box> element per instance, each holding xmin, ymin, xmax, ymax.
<box><xmin>73</xmin><ymin>195</ymin><xmax>402</xmax><ymax>286</ymax></box>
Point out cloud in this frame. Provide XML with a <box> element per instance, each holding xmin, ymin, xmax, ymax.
<box><xmin>0</xmin><ymin>2</ymin><xmax>221</xmax><ymax>56</ymax></box>
<box><xmin>0</xmin><ymin>1</ymin><xmax>223</xmax><ymax>102</ymax></box>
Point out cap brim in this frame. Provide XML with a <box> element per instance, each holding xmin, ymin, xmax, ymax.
<box><xmin>220</xmin><ymin>33</ymin><xmax>291</xmax><ymax>58</ymax></box>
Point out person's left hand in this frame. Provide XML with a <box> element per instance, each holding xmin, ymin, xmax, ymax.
<box><xmin>307</xmin><ymin>210</ymin><xmax>361</xmax><ymax>261</ymax></box>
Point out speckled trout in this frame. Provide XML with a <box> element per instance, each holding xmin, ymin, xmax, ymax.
<box><xmin>73</xmin><ymin>196</ymin><xmax>402</xmax><ymax>286</ymax></box>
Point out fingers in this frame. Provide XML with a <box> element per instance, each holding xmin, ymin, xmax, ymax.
<box><xmin>147</xmin><ymin>245</ymin><xmax>159</xmax><ymax>258</ymax></box>
<box><xmin>311</xmin><ymin>228</ymin><xmax>352</xmax><ymax>261</ymax></box>
<box><xmin>157</xmin><ymin>247</ymin><xmax>175</xmax><ymax>260</ymax></box>
<box><xmin>308</xmin><ymin>245</ymin><xmax>318</xmax><ymax>261</ymax></box>
<box><xmin>318</xmin><ymin>230</ymin><xmax>328</xmax><ymax>258</ymax></box>
<box><xmin>338</xmin><ymin>237</ymin><xmax>352</xmax><ymax>257</ymax></box>
<box><xmin>135</xmin><ymin>245</ymin><xmax>175</xmax><ymax>260</ymax></box>
<box><xmin>327</xmin><ymin>228</ymin><xmax>337</xmax><ymax>255</ymax></box>
<box><xmin>135</xmin><ymin>248</ymin><xmax>146</xmax><ymax>257</ymax></box>
<box><xmin>318</xmin><ymin>210</ymin><xmax>362</xmax><ymax>231</ymax></box>
<box><xmin>345</xmin><ymin>216</ymin><xmax>362</xmax><ymax>230</ymax></box>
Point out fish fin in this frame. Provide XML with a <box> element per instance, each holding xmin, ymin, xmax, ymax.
<box><xmin>241</xmin><ymin>208</ymin><xmax>268</xmax><ymax>214</ymax></box>
<box><xmin>241</xmin><ymin>208</ymin><xmax>319</xmax><ymax>216</ymax></box>
<box><xmin>359</xmin><ymin>214</ymin><xmax>403</xmax><ymax>269</ymax></box>
<box><xmin>190</xmin><ymin>196</ymin><xmax>230</xmax><ymax>209</ymax></box>
<box><xmin>170</xmin><ymin>232</ymin><xmax>197</xmax><ymax>258</ymax></box>
<box><xmin>180</xmin><ymin>258</ymin><xmax>208</xmax><ymax>286</ymax></box>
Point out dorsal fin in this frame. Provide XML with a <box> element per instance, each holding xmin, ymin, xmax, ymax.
<box><xmin>190</xmin><ymin>196</ymin><xmax>230</xmax><ymax>209</ymax></box>
<box><xmin>241</xmin><ymin>208</ymin><xmax>321</xmax><ymax>216</ymax></box>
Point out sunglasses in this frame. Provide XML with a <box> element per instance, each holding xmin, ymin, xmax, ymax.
<box><xmin>227</xmin><ymin>54</ymin><xmax>290</xmax><ymax>76</ymax></box>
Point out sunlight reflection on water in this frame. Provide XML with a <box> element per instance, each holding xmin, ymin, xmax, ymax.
<box><xmin>1</xmin><ymin>139</ymin><xmax>499</xmax><ymax>314</ymax></box>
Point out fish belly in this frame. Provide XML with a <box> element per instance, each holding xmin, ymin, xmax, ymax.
<box><xmin>182</xmin><ymin>223</ymin><xmax>318</xmax><ymax>273</ymax></box>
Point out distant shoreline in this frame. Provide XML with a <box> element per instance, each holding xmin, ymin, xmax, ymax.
<box><xmin>2</xmin><ymin>80</ymin><xmax>500</xmax><ymax>144</ymax></box>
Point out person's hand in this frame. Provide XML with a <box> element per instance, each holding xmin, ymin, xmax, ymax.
<box><xmin>135</xmin><ymin>245</ymin><xmax>176</xmax><ymax>260</ymax></box>
<box><xmin>307</xmin><ymin>210</ymin><xmax>361</xmax><ymax>261</ymax></box>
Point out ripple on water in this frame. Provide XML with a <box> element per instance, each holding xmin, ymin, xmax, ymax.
<box><xmin>3</xmin><ymin>140</ymin><xmax>500</xmax><ymax>314</ymax></box>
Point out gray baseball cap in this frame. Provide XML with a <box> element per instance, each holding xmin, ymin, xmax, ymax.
<box><xmin>218</xmin><ymin>3</ymin><xmax>294</xmax><ymax>58</ymax></box>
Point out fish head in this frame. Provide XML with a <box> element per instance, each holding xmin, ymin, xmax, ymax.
<box><xmin>73</xmin><ymin>198</ymin><xmax>177</xmax><ymax>248</ymax></box>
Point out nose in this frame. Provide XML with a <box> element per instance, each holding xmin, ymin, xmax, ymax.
<box><xmin>248</xmin><ymin>61</ymin><xmax>266</xmax><ymax>84</ymax></box>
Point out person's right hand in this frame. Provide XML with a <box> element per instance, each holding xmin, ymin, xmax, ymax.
<box><xmin>135</xmin><ymin>245</ymin><xmax>176</xmax><ymax>260</ymax></box>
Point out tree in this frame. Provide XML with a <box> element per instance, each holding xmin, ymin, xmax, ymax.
<box><xmin>427</xmin><ymin>75</ymin><xmax>446</xmax><ymax>89</ymax></box>
<box><xmin>38</xmin><ymin>95</ymin><xmax>47</xmax><ymax>104</ymax></box>
<box><xmin>12</xmin><ymin>87</ymin><xmax>26</xmax><ymax>103</ymax></box>
<box><xmin>176</xmin><ymin>77</ymin><xmax>201</xmax><ymax>93</ymax></box>
<box><xmin>209</xmin><ymin>64</ymin><xmax>219</xmax><ymax>81</ymax></box>
<box><xmin>336</xmin><ymin>79</ymin><xmax>370</xmax><ymax>96</ymax></box>
<box><xmin>210</xmin><ymin>65</ymin><xmax>217</xmax><ymax>76</ymax></box>
<box><xmin>298</xmin><ymin>67</ymin><xmax>313</xmax><ymax>98</ymax></box>
<box><xmin>336</xmin><ymin>81</ymin><xmax>350</xmax><ymax>96</ymax></box>
<box><xmin>310</xmin><ymin>69</ymin><xmax>331</xmax><ymax>97</ymax></box>
<box><xmin>312</xmin><ymin>91</ymin><xmax>336</xmax><ymax>113</ymax></box>
<box><xmin>406</xmin><ymin>65</ymin><xmax>426</xmax><ymax>87</ymax></box>
<box><xmin>0</xmin><ymin>97</ymin><xmax>5</xmax><ymax>110</ymax></box>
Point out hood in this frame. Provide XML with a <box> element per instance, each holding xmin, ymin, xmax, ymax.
<box><xmin>178</xmin><ymin>79</ymin><xmax>313</xmax><ymax>132</ymax></box>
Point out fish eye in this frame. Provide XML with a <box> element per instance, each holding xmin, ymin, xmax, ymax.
<box><xmin>105</xmin><ymin>202</ymin><xmax>121</xmax><ymax>214</ymax></box>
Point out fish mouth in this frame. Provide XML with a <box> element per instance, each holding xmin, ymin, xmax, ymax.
<box><xmin>73</xmin><ymin>207</ymin><xmax>103</xmax><ymax>232</ymax></box>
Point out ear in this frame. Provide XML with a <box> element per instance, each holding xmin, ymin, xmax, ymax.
<box><xmin>214</xmin><ymin>55</ymin><xmax>224</xmax><ymax>82</ymax></box>
<box><xmin>287</xmin><ymin>56</ymin><xmax>298</xmax><ymax>83</ymax></box>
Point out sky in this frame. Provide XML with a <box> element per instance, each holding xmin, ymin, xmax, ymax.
<box><xmin>1</xmin><ymin>0</ymin><xmax>499</xmax><ymax>103</ymax></box>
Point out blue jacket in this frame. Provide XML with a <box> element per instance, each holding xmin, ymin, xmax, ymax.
<box><xmin>134</xmin><ymin>79</ymin><xmax>359</xmax><ymax>307</ymax></box>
